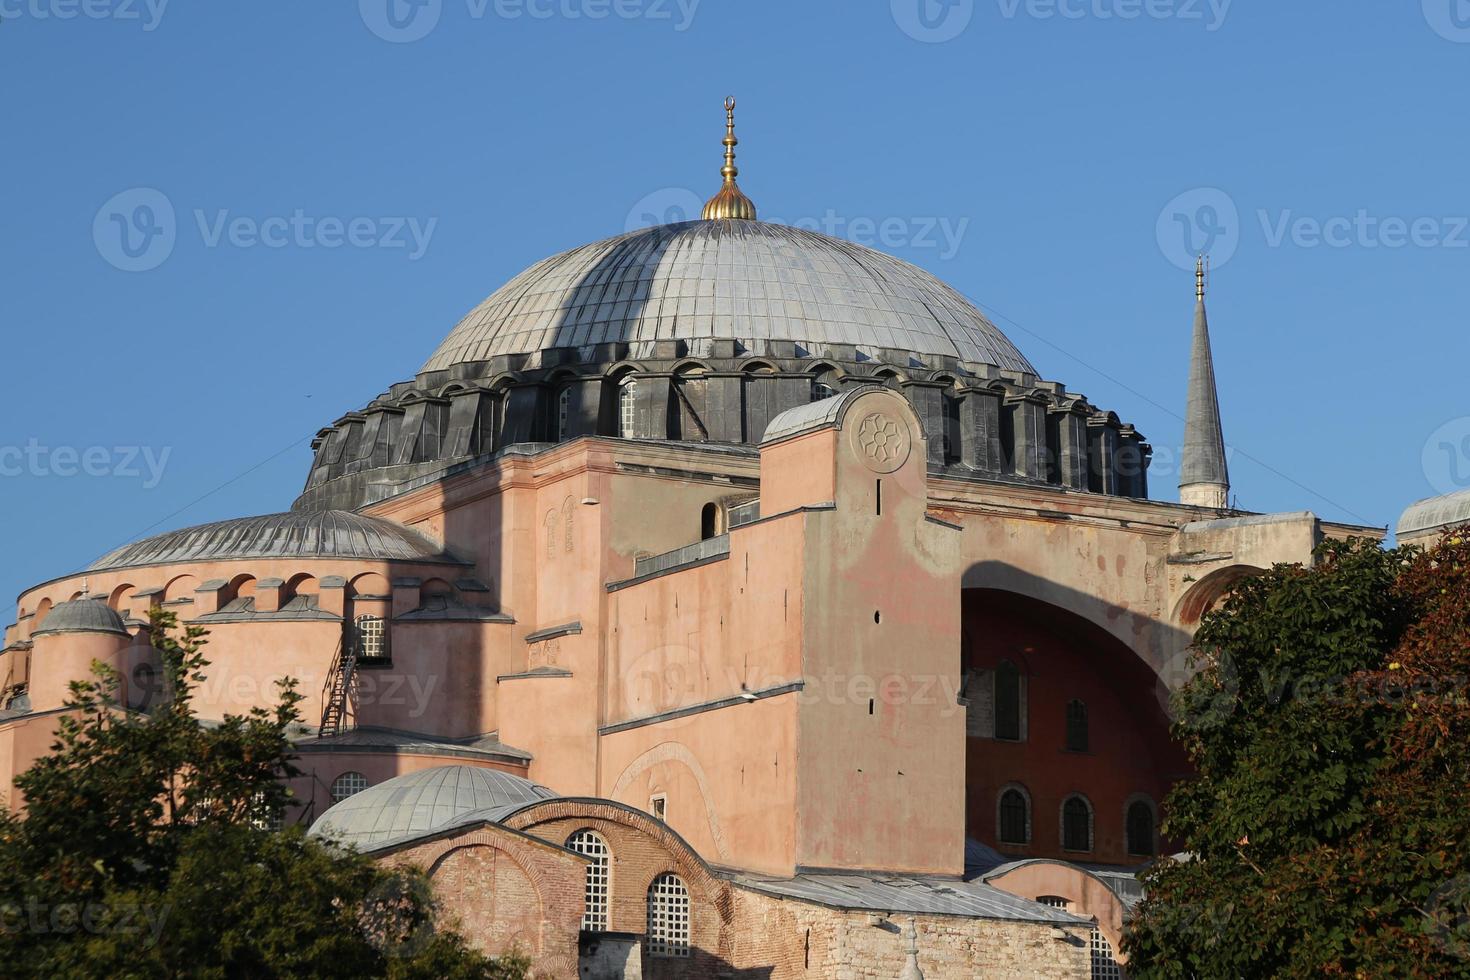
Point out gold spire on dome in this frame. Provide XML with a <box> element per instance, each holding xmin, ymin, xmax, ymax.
<box><xmin>1196</xmin><ymin>254</ymin><xmax>1208</xmax><ymax>301</ymax></box>
<box><xmin>701</xmin><ymin>96</ymin><xmax>758</xmax><ymax>221</ymax></box>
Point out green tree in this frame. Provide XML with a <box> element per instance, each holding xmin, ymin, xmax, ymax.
<box><xmin>1125</xmin><ymin>536</ymin><xmax>1470</xmax><ymax>978</ymax></box>
<box><xmin>0</xmin><ymin>610</ymin><xmax>528</xmax><ymax>979</ymax></box>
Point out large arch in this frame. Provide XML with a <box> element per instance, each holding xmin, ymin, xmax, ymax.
<box><xmin>961</xmin><ymin>587</ymin><xmax>1188</xmax><ymax>866</ymax></box>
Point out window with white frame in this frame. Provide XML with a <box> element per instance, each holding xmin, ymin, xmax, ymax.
<box><xmin>646</xmin><ymin>872</ymin><xmax>690</xmax><ymax>958</ymax></box>
<box><xmin>618</xmin><ymin>379</ymin><xmax>639</xmax><ymax>438</ymax></box>
<box><xmin>566</xmin><ymin>829</ymin><xmax>610</xmax><ymax>932</ymax></box>
<box><xmin>331</xmin><ymin>771</ymin><xmax>368</xmax><ymax>805</ymax></box>
<box><xmin>1090</xmin><ymin>927</ymin><xmax>1122</xmax><ymax>979</ymax></box>
<box><xmin>355</xmin><ymin>614</ymin><xmax>389</xmax><ymax>664</ymax></box>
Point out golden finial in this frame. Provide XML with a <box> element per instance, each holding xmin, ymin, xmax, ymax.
<box><xmin>702</xmin><ymin>96</ymin><xmax>758</xmax><ymax>221</ymax></box>
<box><xmin>1196</xmin><ymin>254</ymin><xmax>1207</xmax><ymax>301</ymax></box>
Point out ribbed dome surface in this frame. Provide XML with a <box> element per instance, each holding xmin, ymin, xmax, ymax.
<box><xmin>90</xmin><ymin>511</ymin><xmax>451</xmax><ymax>571</ymax></box>
<box><xmin>309</xmin><ymin>766</ymin><xmax>557</xmax><ymax>849</ymax></box>
<box><xmin>33</xmin><ymin>599</ymin><xmax>129</xmax><ymax>637</ymax></box>
<box><xmin>422</xmin><ymin>220</ymin><xmax>1035</xmax><ymax>374</ymax></box>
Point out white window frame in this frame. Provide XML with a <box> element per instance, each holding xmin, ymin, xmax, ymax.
<box><xmin>646</xmin><ymin>872</ymin><xmax>690</xmax><ymax>958</ymax></box>
<box><xmin>331</xmin><ymin>771</ymin><xmax>368</xmax><ymax>805</ymax></box>
<box><xmin>566</xmin><ymin>829</ymin><xmax>610</xmax><ymax>932</ymax></box>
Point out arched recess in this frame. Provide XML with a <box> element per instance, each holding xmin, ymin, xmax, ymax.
<box><xmin>1174</xmin><ymin>564</ymin><xmax>1265</xmax><ymax>626</ymax></box>
<box><xmin>284</xmin><ymin>574</ymin><xmax>318</xmax><ymax>605</ymax></box>
<box><xmin>163</xmin><ymin>575</ymin><xmax>199</xmax><ymax>603</ymax></box>
<box><xmin>962</xmin><ymin>587</ymin><xmax>1188</xmax><ymax>865</ymax></box>
<box><xmin>608</xmin><ymin>742</ymin><xmax>732</xmax><ymax>863</ymax></box>
<box><xmin>349</xmin><ymin>572</ymin><xmax>391</xmax><ymax>598</ymax></box>
<box><xmin>32</xmin><ymin>598</ymin><xmax>53</xmax><ymax>629</ymax></box>
<box><xmin>107</xmin><ymin>583</ymin><xmax>136</xmax><ymax>611</ymax></box>
<box><xmin>224</xmin><ymin>574</ymin><xmax>257</xmax><ymax>605</ymax></box>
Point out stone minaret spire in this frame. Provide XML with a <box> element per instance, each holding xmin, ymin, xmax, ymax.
<box><xmin>1179</xmin><ymin>256</ymin><xmax>1230</xmax><ymax>509</ymax></box>
<box><xmin>899</xmin><ymin>918</ymin><xmax>925</xmax><ymax>980</ymax></box>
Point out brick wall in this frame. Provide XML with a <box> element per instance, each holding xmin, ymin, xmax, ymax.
<box><xmin>384</xmin><ymin>825</ymin><xmax>586</xmax><ymax>979</ymax></box>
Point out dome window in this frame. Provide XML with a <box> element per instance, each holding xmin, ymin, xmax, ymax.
<box><xmin>618</xmin><ymin>379</ymin><xmax>639</xmax><ymax>439</ymax></box>
<box><xmin>331</xmin><ymin>771</ymin><xmax>368</xmax><ymax>805</ymax></box>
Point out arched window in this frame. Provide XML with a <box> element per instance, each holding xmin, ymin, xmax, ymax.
<box><xmin>557</xmin><ymin>386</ymin><xmax>572</xmax><ymax>440</ymax></box>
<box><xmin>331</xmin><ymin>771</ymin><xmax>368</xmax><ymax>805</ymax></box>
<box><xmin>1065</xmin><ymin>699</ymin><xmax>1088</xmax><ymax>753</ymax></box>
<box><xmin>1091</xmin><ymin>927</ymin><xmax>1123</xmax><ymax>979</ymax></box>
<box><xmin>1127</xmin><ymin>799</ymin><xmax>1157</xmax><ymax>857</ymax></box>
<box><xmin>998</xmin><ymin>786</ymin><xmax>1030</xmax><ymax>845</ymax></box>
<box><xmin>994</xmin><ymin>660</ymin><xmax>1021</xmax><ymax>742</ymax></box>
<box><xmin>810</xmin><ymin>371</ymin><xmax>839</xmax><ymax>402</ymax></box>
<box><xmin>1062</xmin><ymin>795</ymin><xmax>1093</xmax><ymax>852</ymax></box>
<box><xmin>700</xmin><ymin>503</ymin><xmax>720</xmax><ymax>541</ymax></box>
<box><xmin>646</xmin><ymin>872</ymin><xmax>690</xmax><ymax>958</ymax></box>
<box><xmin>566</xmin><ymin>829</ymin><xmax>610</xmax><ymax>932</ymax></box>
<box><xmin>618</xmin><ymin>378</ymin><xmax>639</xmax><ymax>439</ymax></box>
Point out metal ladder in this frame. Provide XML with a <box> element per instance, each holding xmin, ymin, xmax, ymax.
<box><xmin>319</xmin><ymin>632</ymin><xmax>358</xmax><ymax>736</ymax></box>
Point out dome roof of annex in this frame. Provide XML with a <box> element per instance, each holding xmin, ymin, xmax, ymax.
<box><xmin>89</xmin><ymin>510</ymin><xmax>457</xmax><ymax>572</ymax></box>
<box><xmin>420</xmin><ymin>219</ymin><xmax>1036</xmax><ymax>377</ymax></box>
<box><xmin>1397</xmin><ymin>487</ymin><xmax>1470</xmax><ymax>540</ymax></box>
<box><xmin>308</xmin><ymin>765</ymin><xmax>558</xmax><ymax>849</ymax></box>
<box><xmin>32</xmin><ymin>599</ymin><xmax>129</xmax><ymax>637</ymax></box>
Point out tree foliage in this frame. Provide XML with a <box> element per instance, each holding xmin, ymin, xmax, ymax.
<box><xmin>0</xmin><ymin>611</ymin><xmax>528</xmax><ymax>979</ymax></box>
<box><xmin>1126</xmin><ymin>536</ymin><xmax>1470</xmax><ymax>978</ymax></box>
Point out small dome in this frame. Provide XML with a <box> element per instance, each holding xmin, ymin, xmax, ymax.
<box><xmin>309</xmin><ymin>765</ymin><xmax>557</xmax><ymax>849</ymax></box>
<box><xmin>33</xmin><ymin>599</ymin><xmax>129</xmax><ymax>637</ymax></box>
<box><xmin>1397</xmin><ymin>487</ymin><xmax>1470</xmax><ymax>542</ymax></box>
<box><xmin>90</xmin><ymin>511</ymin><xmax>455</xmax><ymax>571</ymax></box>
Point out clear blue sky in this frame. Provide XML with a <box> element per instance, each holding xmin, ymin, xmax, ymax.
<box><xmin>3</xmin><ymin>1</ymin><xmax>1468</xmax><ymax>610</ymax></box>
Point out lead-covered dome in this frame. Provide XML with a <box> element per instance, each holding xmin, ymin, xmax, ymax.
<box><xmin>421</xmin><ymin>220</ymin><xmax>1035</xmax><ymax>376</ymax></box>
<box><xmin>90</xmin><ymin>511</ymin><xmax>455</xmax><ymax>571</ymax></box>
<box><xmin>309</xmin><ymin>765</ymin><xmax>557</xmax><ymax>849</ymax></box>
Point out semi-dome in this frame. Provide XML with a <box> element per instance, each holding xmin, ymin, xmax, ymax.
<box><xmin>32</xmin><ymin>599</ymin><xmax>129</xmax><ymax>637</ymax></box>
<box><xmin>90</xmin><ymin>510</ymin><xmax>456</xmax><ymax>571</ymax></box>
<box><xmin>309</xmin><ymin>765</ymin><xmax>557</xmax><ymax>849</ymax></box>
<box><xmin>1397</xmin><ymin>487</ymin><xmax>1470</xmax><ymax>544</ymax></box>
<box><xmin>421</xmin><ymin>220</ymin><xmax>1035</xmax><ymax>376</ymax></box>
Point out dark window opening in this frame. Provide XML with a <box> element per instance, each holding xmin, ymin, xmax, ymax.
<box><xmin>1063</xmin><ymin>796</ymin><xmax>1092</xmax><ymax>852</ymax></box>
<box><xmin>1127</xmin><ymin>801</ymin><xmax>1156</xmax><ymax>856</ymax></box>
<box><xmin>999</xmin><ymin>788</ymin><xmax>1029</xmax><ymax>844</ymax></box>
<box><xmin>994</xmin><ymin>660</ymin><xmax>1021</xmax><ymax>741</ymax></box>
<box><xmin>700</xmin><ymin>502</ymin><xmax>719</xmax><ymax>541</ymax></box>
<box><xmin>1065</xmin><ymin>699</ymin><xmax>1088</xmax><ymax>752</ymax></box>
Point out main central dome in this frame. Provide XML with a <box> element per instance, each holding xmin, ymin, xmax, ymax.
<box><xmin>421</xmin><ymin>220</ymin><xmax>1035</xmax><ymax>376</ymax></box>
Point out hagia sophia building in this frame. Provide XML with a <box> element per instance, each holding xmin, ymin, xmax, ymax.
<box><xmin>3</xmin><ymin>101</ymin><xmax>1463</xmax><ymax>979</ymax></box>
